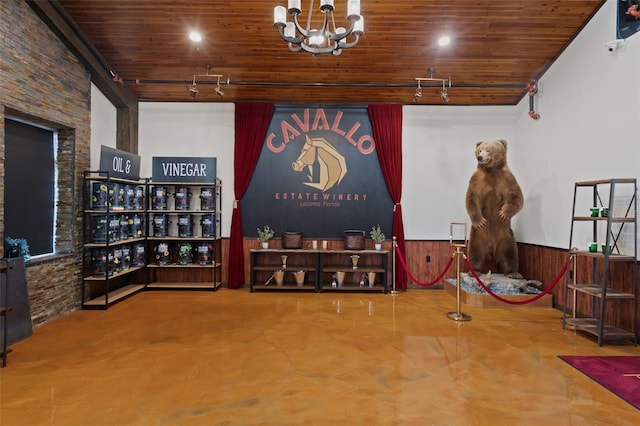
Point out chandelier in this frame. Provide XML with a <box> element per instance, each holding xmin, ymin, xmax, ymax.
<box><xmin>273</xmin><ymin>0</ymin><xmax>364</xmax><ymax>55</ymax></box>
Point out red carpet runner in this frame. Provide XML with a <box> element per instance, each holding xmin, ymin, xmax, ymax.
<box><xmin>559</xmin><ymin>356</ymin><xmax>640</xmax><ymax>410</ymax></box>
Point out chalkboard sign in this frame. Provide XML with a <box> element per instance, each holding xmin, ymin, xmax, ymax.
<box><xmin>99</xmin><ymin>145</ymin><xmax>141</xmax><ymax>179</ymax></box>
<box><xmin>152</xmin><ymin>157</ymin><xmax>217</xmax><ymax>183</ymax></box>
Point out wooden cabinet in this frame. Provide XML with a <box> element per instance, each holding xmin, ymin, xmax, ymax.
<box><xmin>145</xmin><ymin>180</ymin><xmax>222</xmax><ymax>290</ymax></box>
<box><xmin>250</xmin><ymin>248</ymin><xmax>388</xmax><ymax>293</ymax></box>
<box><xmin>81</xmin><ymin>172</ymin><xmax>147</xmax><ymax>309</ymax></box>
<box><xmin>562</xmin><ymin>178</ymin><xmax>638</xmax><ymax>345</ymax></box>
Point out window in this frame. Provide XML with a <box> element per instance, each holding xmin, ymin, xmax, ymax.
<box><xmin>4</xmin><ymin>118</ymin><xmax>57</xmax><ymax>257</ymax></box>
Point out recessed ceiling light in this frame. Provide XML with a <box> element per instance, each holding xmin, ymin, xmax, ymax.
<box><xmin>438</xmin><ymin>36</ymin><xmax>451</xmax><ymax>46</ymax></box>
<box><xmin>189</xmin><ymin>32</ymin><xmax>202</xmax><ymax>42</ymax></box>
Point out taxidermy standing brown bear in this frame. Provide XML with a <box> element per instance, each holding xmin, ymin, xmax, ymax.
<box><xmin>465</xmin><ymin>140</ymin><xmax>524</xmax><ymax>279</ymax></box>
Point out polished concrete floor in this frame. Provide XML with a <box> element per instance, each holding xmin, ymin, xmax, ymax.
<box><xmin>1</xmin><ymin>288</ymin><xmax>639</xmax><ymax>425</ymax></box>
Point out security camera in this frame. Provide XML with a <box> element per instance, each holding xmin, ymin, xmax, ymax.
<box><xmin>606</xmin><ymin>39</ymin><xmax>625</xmax><ymax>52</ymax></box>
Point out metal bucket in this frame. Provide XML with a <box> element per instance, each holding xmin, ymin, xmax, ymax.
<box><xmin>121</xmin><ymin>245</ymin><xmax>131</xmax><ymax>271</ymax></box>
<box><xmin>177</xmin><ymin>242</ymin><xmax>194</xmax><ymax>265</ymax></box>
<box><xmin>132</xmin><ymin>242</ymin><xmax>146</xmax><ymax>267</ymax></box>
<box><xmin>123</xmin><ymin>185</ymin><xmax>135</xmax><ymax>210</ymax></box>
<box><xmin>112</xmin><ymin>247</ymin><xmax>123</xmax><ymax>273</ymax></box>
<box><xmin>200</xmin><ymin>214</ymin><xmax>216</xmax><ymax>237</ymax></box>
<box><xmin>110</xmin><ymin>183</ymin><xmax>125</xmax><ymax>210</ymax></box>
<box><xmin>293</xmin><ymin>270</ymin><xmax>306</xmax><ymax>286</ymax></box>
<box><xmin>129</xmin><ymin>213</ymin><xmax>144</xmax><ymax>238</ymax></box>
<box><xmin>134</xmin><ymin>186</ymin><xmax>145</xmax><ymax>210</ymax></box>
<box><xmin>119</xmin><ymin>214</ymin><xmax>130</xmax><ymax>240</ymax></box>
<box><xmin>197</xmin><ymin>242</ymin><xmax>213</xmax><ymax>265</ymax></box>
<box><xmin>367</xmin><ymin>272</ymin><xmax>376</xmax><ymax>288</ymax></box>
<box><xmin>274</xmin><ymin>270</ymin><xmax>285</xmax><ymax>286</ymax></box>
<box><xmin>151</xmin><ymin>186</ymin><xmax>168</xmax><ymax>210</ymax></box>
<box><xmin>200</xmin><ymin>187</ymin><xmax>215</xmax><ymax>210</ymax></box>
<box><xmin>108</xmin><ymin>216</ymin><xmax>121</xmax><ymax>242</ymax></box>
<box><xmin>178</xmin><ymin>214</ymin><xmax>194</xmax><ymax>237</ymax></box>
<box><xmin>153</xmin><ymin>214</ymin><xmax>170</xmax><ymax>237</ymax></box>
<box><xmin>174</xmin><ymin>186</ymin><xmax>192</xmax><ymax>210</ymax></box>
<box><xmin>91</xmin><ymin>215</ymin><xmax>109</xmax><ymax>243</ymax></box>
<box><xmin>124</xmin><ymin>185</ymin><xmax>145</xmax><ymax>210</ymax></box>
<box><xmin>91</xmin><ymin>182</ymin><xmax>109</xmax><ymax>210</ymax></box>
<box><xmin>155</xmin><ymin>242</ymin><xmax>171</xmax><ymax>265</ymax></box>
<box><xmin>91</xmin><ymin>248</ymin><xmax>113</xmax><ymax>277</ymax></box>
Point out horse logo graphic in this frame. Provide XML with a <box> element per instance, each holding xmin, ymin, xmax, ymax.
<box><xmin>292</xmin><ymin>135</ymin><xmax>347</xmax><ymax>192</ymax></box>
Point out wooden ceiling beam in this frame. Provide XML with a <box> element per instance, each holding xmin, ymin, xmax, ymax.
<box><xmin>27</xmin><ymin>0</ymin><xmax>139</xmax><ymax>153</ymax></box>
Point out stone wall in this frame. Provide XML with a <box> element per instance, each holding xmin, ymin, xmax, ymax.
<box><xmin>1</xmin><ymin>0</ymin><xmax>91</xmax><ymax>325</ymax></box>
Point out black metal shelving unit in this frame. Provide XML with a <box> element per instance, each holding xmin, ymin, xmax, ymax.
<box><xmin>562</xmin><ymin>178</ymin><xmax>638</xmax><ymax>345</ymax></box>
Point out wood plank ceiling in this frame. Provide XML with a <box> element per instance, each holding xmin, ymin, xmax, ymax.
<box><xmin>54</xmin><ymin>0</ymin><xmax>605</xmax><ymax>105</ymax></box>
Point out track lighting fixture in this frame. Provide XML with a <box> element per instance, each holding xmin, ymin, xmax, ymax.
<box><xmin>189</xmin><ymin>65</ymin><xmax>228</xmax><ymax>99</ymax></box>
<box><xmin>414</xmin><ymin>67</ymin><xmax>451</xmax><ymax>103</ymax></box>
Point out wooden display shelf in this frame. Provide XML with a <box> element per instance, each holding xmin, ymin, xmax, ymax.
<box><xmin>250</xmin><ymin>248</ymin><xmax>389</xmax><ymax>293</ymax></box>
<box><xmin>569</xmin><ymin>250</ymin><xmax>635</xmax><ymax>261</ymax></box>
<box><xmin>146</xmin><ymin>263</ymin><xmax>220</xmax><ymax>268</ymax></box>
<box><xmin>84</xmin><ymin>266</ymin><xmax>145</xmax><ymax>281</ymax></box>
<box><xmin>83</xmin><ymin>284</ymin><xmax>145</xmax><ymax>309</ymax></box>
<box><xmin>564</xmin><ymin>318</ymin><xmax>637</xmax><ymax>342</ymax></box>
<box><xmin>145</xmin><ymin>281</ymin><xmax>221</xmax><ymax>290</ymax></box>
<box><xmin>84</xmin><ymin>237</ymin><xmax>146</xmax><ymax>248</ymax></box>
<box><xmin>568</xmin><ymin>284</ymin><xmax>635</xmax><ymax>299</ymax></box>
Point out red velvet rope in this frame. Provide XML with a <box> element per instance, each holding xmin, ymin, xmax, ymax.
<box><xmin>394</xmin><ymin>245</ymin><xmax>455</xmax><ymax>287</ymax></box>
<box><xmin>463</xmin><ymin>257</ymin><xmax>568</xmax><ymax>305</ymax></box>
<box><xmin>393</xmin><ymin>245</ymin><xmax>569</xmax><ymax>305</ymax></box>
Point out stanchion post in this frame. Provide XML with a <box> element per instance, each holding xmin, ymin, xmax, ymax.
<box><xmin>447</xmin><ymin>222</ymin><xmax>471</xmax><ymax>321</ymax></box>
<box><xmin>390</xmin><ymin>236</ymin><xmax>402</xmax><ymax>294</ymax></box>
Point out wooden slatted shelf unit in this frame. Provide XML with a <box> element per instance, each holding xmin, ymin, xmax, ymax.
<box><xmin>562</xmin><ymin>178</ymin><xmax>638</xmax><ymax>346</ymax></box>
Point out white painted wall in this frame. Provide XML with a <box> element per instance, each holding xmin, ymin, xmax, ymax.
<box><xmin>137</xmin><ymin>102</ymin><xmax>235</xmax><ymax>237</ymax></box>
<box><xmin>90</xmin><ymin>1</ymin><xmax>639</xmax><ymax>256</ymax></box>
<box><xmin>513</xmin><ymin>0</ymin><xmax>639</xmax><ymax>254</ymax></box>
<box><xmin>402</xmin><ymin>106</ymin><xmax>517</xmax><ymax>240</ymax></box>
<box><xmin>89</xmin><ymin>84</ymin><xmax>117</xmax><ymax>170</ymax></box>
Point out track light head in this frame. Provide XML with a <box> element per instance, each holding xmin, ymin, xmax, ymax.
<box><xmin>215</xmin><ymin>85</ymin><xmax>224</xmax><ymax>97</ymax></box>
<box><xmin>413</xmin><ymin>88</ymin><xmax>422</xmax><ymax>103</ymax></box>
<box><xmin>189</xmin><ymin>84</ymin><xmax>198</xmax><ymax>98</ymax></box>
<box><xmin>440</xmin><ymin>88</ymin><xmax>449</xmax><ymax>103</ymax></box>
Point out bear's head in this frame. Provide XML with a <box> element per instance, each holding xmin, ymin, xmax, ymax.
<box><xmin>475</xmin><ymin>139</ymin><xmax>508</xmax><ymax>170</ymax></box>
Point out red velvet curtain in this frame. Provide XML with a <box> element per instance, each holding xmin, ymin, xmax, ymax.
<box><xmin>368</xmin><ymin>104</ymin><xmax>407</xmax><ymax>290</ymax></box>
<box><xmin>227</xmin><ymin>102</ymin><xmax>275</xmax><ymax>289</ymax></box>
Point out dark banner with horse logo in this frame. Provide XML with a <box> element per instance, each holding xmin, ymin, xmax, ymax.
<box><xmin>242</xmin><ymin>105</ymin><xmax>393</xmax><ymax>239</ymax></box>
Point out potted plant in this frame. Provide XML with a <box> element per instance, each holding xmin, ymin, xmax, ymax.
<box><xmin>5</xmin><ymin>237</ymin><xmax>30</xmax><ymax>262</ymax></box>
<box><xmin>257</xmin><ymin>225</ymin><xmax>274</xmax><ymax>249</ymax></box>
<box><xmin>369</xmin><ymin>225</ymin><xmax>385</xmax><ymax>250</ymax></box>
